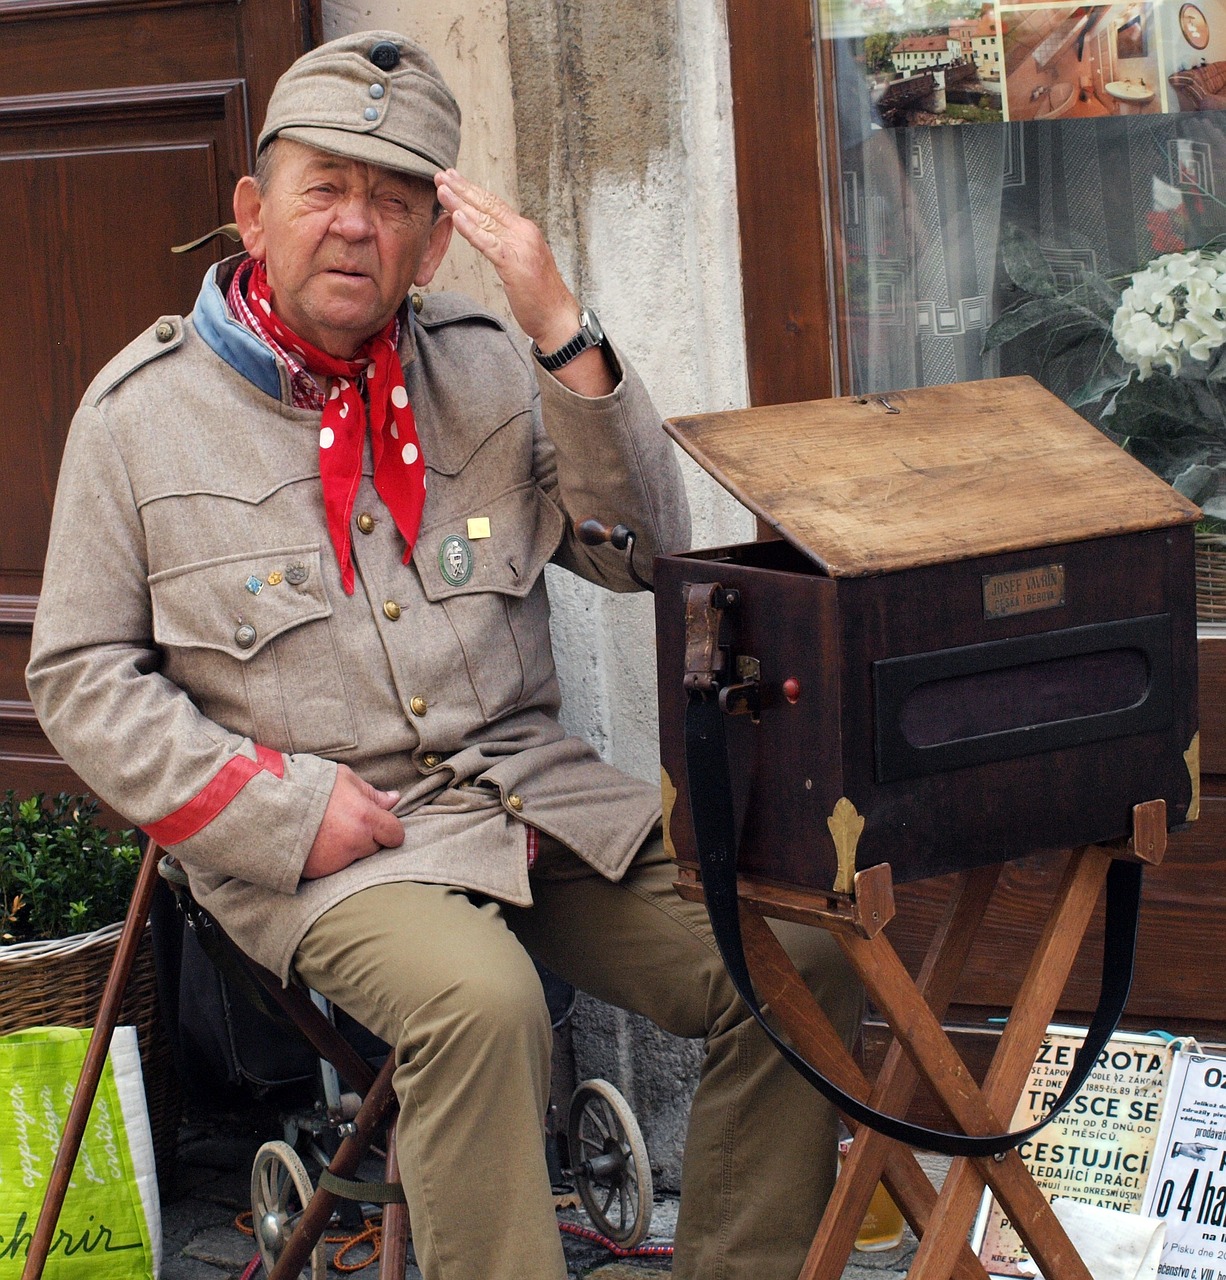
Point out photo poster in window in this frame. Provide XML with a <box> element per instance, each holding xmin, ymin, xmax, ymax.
<box><xmin>1140</xmin><ymin>1049</ymin><xmax>1226</xmax><ymax>1278</ymax></box>
<box><xmin>821</xmin><ymin>0</ymin><xmax>1006</xmax><ymax>126</ymax></box>
<box><xmin>970</xmin><ymin>1027</ymin><xmax>1176</xmax><ymax>1279</ymax></box>
<box><xmin>820</xmin><ymin>0</ymin><xmax>1226</xmax><ymax>130</ymax></box>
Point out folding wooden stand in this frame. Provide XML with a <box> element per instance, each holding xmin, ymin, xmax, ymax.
<box><xmin>675</xmin><ymin>799</ymin><xmax>1168</xmax><ymax>1280</ymax></box>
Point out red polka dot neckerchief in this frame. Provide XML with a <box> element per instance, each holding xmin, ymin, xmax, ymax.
<box><xmin>244</xmin><ymin>259</ymin><xmax>426</xmax><ymax>595</ymax></box>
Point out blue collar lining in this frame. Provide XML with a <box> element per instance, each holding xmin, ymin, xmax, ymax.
<box><xmin>192</xmin><ymin>261</ymin><xmax>285</xmax><ymax>401</ymax></box>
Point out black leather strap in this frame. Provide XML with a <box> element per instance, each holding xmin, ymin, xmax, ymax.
<box><xmin>684</xmin><ymin>690</ymin><xmax>1144</xmax><ymax>1158</ymax></box>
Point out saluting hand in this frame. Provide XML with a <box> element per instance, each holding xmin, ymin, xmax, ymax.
<box><xmin>434</xmin><ymin>169</ymin><xmax>614</xmax><ymax>397</ymax></box>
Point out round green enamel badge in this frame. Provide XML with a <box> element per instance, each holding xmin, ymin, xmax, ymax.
<box><xmin>439</xmin><ymin>533</ymin><xmax>474</xmax><ymax>586</ymax></box>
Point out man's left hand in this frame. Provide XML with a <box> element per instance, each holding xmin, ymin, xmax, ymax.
<box><xmin>434</xmin><ymin>169</ymin><xmax>614</xmax><ymax>397</ymax></box>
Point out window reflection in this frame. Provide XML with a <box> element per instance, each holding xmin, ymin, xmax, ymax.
<box><xmin>825</xmin><ymin>0</ymin><xmax>1226</xmax><ymax>407</ymax></box>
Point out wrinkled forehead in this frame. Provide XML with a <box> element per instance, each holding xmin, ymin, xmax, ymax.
<box><xmin>270</xmin><ymin>139</ymin><xmax>439</xmax><ymax>201</ymax></box>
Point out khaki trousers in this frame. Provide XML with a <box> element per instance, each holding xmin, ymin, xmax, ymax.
<box><xmin>294</xmin><ymin>833</ymin><xmax>863</xmax><ymax>1280</ymax></box>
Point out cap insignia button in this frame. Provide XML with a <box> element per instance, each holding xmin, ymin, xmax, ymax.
<box><xmin>244</xmin><ymin>575</ymin><xmax>264</xmax><ymax>595</ymax></box>
<box><xmin>285</xmin><ymin>563</ymin><xmax>309</xmax><ymax>586</ymax></box>
<box><xmin>369</xmin><ymin>40</ymin><xmax>400</xmax><ymax>70</ymax></box>
<box><xmin>235</xmin><ymin>623</ymin><xmax>257</xmax><ymax>649</ymax></box>
<box><xmin>267</xmin><ymin>571</ymin><xmax>284</xmax><ymax>586</ymax></box>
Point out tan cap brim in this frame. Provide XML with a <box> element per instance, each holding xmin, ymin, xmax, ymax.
<box><xmin>275</xmin><ymin>125</ymin><xmax>445</xmax><ymax>182</ymax></box>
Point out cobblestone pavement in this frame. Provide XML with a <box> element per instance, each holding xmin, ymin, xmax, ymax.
<box><xmin>158</xmin><ymin>1099</ymin><xmax>948</xmax><ymax>1280</ymax></box>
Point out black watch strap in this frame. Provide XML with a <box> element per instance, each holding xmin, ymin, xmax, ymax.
<box><xmin>532</xmin><ymin>308</ymin><xmax>605</xmax><ymax>371</ymax></box>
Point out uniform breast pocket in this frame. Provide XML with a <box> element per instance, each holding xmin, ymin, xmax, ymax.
<box><xmin>414</xmin><ymin>484</ymin><xmax>565</xmax><ymax>720</ymax></box>
<box><xmin>149</xmin><ymin>546</ymin><xmax>358</xmax><ymax>755</ymax></box>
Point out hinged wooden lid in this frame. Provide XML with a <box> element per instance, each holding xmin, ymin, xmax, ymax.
<box><xmin>666</xmin><ymin>376</ymin><xmax>1200</xmax><ymax>576</ymax></box>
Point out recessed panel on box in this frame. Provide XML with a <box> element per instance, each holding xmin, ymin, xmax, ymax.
<box><xmin>872</xmin><ymin>615</ymin><xmax>1172</xmax><ymax>784</ymax></box>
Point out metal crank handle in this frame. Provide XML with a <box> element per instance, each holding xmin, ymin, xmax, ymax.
<box><xmin>576</xmin><ymin>518</ymin><xmax>652</xmax><ymax>591</ymax></box>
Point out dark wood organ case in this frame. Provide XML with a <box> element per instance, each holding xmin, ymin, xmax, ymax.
<box><xmin>655</xmin><ymin>378</ymin><xmax>1201</xmax><ymax>891</ymax></box>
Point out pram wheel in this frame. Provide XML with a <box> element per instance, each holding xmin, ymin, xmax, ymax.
<box><xmin>567</xmin><ymin>1078</ymin><xmax>653</xmax><ymax>1248</ymax></box>
<box><xmin>251</xmin><ymin>1139</ymin><xmax>326</xmax><ymax>1280</ymax></box>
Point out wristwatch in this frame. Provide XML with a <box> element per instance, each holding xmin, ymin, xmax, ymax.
<box><xmin>531</xmin><ymin>308</ymin><xmax>605</xmax><ymax>372</ymax></box>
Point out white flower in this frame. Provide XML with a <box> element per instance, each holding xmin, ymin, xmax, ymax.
<box><xmin>1112</xmin><ymin>248</ymin><xmax>1226</xmax><ymax>379</ymax></box>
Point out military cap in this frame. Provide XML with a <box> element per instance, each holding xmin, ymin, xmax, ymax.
<box><xmin>258</xmin><ymin>31</ymin><xmax>461</xmax><ymax>181</ymax></box>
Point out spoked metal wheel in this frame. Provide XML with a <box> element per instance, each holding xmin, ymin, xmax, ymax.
<box><xmin>251</xmin><ymin>1139</ymin><xmax>325</xmax><ymax>1280</ymax></box>
<box><xmin>566</xmin><ymin>1077</ymin><xmax>653</xmax><ymax>1248</ymax></box>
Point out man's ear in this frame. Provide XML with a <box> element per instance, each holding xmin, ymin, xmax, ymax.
<box><xmin>233</xmin><ymin>176</ymin><xmax>267</xmax><ymax>261</ymax></box>
<box><xmin>414</xmin><ymin>213</ymin><xmax>454</xmax><ymax>287</ymax></box>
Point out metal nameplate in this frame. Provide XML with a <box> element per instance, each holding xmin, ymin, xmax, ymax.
<box><xmin>981</xmin><ymin>564</ymin><xmax>1065</xmax><ymax>620</ymax></box>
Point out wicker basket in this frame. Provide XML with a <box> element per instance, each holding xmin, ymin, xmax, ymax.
<box><xmin>0</xmin><ymin>922</ymin><xmax>180</xmax><ymax>1180</ymax></box>
<box><xmin>1196</xmin><ymin>532</ymin><xmax>1226</xmax><ymax>622</ymax></box>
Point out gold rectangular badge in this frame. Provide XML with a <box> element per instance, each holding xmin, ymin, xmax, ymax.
<box><xmin>466</xmin><ymin>517</ymin><xmax>491</xmax><ymax>540</ymax></box>
<box><xmin>982</xmin><ymin>564</ymin><xmax>1065</xmax><ymax>620</ymax></box>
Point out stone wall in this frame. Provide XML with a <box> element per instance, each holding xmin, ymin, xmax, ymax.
<box><xmin>322</xmin><ymin>0</ymin><xmax>754</xmax><ymax>1188</ymax></box>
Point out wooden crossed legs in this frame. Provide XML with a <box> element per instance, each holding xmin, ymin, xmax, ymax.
<box><xmin>681</xmin><ymin>804</ymin><xmax>1165</xmax><ymax>1280</ymax></box>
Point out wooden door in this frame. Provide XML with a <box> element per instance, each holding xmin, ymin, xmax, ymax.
<box><xmin>0</xmin><ymin>0</ymin><xmax>320</xmax><ymax>801</ymax></box>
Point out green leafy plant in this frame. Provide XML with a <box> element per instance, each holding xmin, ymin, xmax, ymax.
<box><xmin>0</xmin><ymin>792</ymin><xmax>140</xmax><ymax>944</ymax></box>
<box><xmin>983</xmin><ymin>224</ymin><xmax>1226</xmax><ymax>517</ymax></box>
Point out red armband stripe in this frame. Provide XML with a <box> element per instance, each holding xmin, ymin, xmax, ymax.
<box><xmin>143</xmin><ymin>745</ymin><xmax>285</xmax><ymax>846</ymax></box>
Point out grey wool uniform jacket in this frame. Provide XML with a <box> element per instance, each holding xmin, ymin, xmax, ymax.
<box><xmin>27</xmin><ymin>255</ymin><xmax>691</xmax><ymax>981</ymax></box>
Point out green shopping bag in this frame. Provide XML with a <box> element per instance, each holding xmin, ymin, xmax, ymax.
<box><xmin>0</xmin><ymin>1026</ymin><xmax>157</xmax><ymax>1279</ymax></box>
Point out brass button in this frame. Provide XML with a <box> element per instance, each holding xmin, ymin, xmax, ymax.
<box><xmin>422</xmin><ymin>753</ymin><xmax>441</xmax><ymax>768</ymax></box>
<box><xmin>411</xmin><ymin>292</ymin><xmax>424</xmax><ymax>314</ymax></box>
<box><xmin>357</xmin><ymin>513</ymin><xmax>376</xmax><ymax>535</ymax></box>
<box><xmin>508</xmin><ymin>793</ymin><xmax>524</xmax><ymax>812</ymax></box>
<box><xmin>234</xmin><ymin>623</ymin><xmax>257</xmax><ymax>649</ymax></box>
<box><xmin>155</xmin><ymin>321</ymin><xmax>175</xmax><ymax>342</ymax></box>
<box><xmin>410</xmin><ymin>696</ymin><xmax>428</xmax><ymax>716</ymax></box>
<box><xmin>383</xmin><ymin>600</ymin><xmax>401</xmax><ymax>621</ymax></box>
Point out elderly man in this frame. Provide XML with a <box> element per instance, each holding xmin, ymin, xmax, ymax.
<box><xmin>27</xmin><ymin>31</ymin><xmax>860</xmax><ymax>1280</ymax></box>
